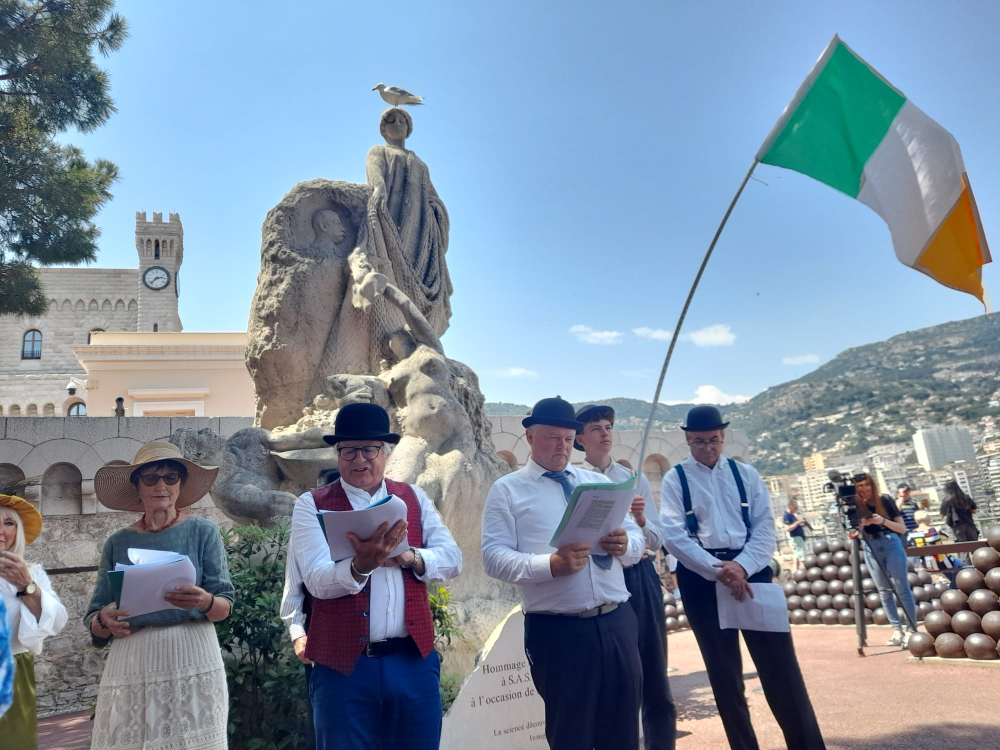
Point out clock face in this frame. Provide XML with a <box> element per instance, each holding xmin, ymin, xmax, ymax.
<box><xmin>143</xmin><ymin>266</ymin><xmax>170</xmax><ymax>290</ymax></box>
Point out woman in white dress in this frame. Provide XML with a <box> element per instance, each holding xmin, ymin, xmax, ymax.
<box><xmin>0</xmin><ymin>492</ymin><xmax>69</xmax><ymax>750</ymax></box>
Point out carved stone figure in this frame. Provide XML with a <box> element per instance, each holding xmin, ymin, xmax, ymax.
<box><xmin>170</xmin><ymin>426</ymin><xmax>329</xmax><ymax>526</ymax></box>
<box><xmin>366</xmin><ymin>107</ymin><xmax>452</xmax><ymax>337</ymax></box>
<box><xmin>238</xmin><ymin>105</ymin><xmax>511</xmax><ymax>674</ymax></box>
<box><xmin>246</xmin><ymin>180</ymin><xmax>384</xmax><ymax>429</ymax></box>
<box><xmin>248</xmin><ymin>109</ymin><xmax>454</xmax><ymax>431</ymax></box>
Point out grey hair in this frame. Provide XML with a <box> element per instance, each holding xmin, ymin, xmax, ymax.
<box><xmin>382</xmin><ymin>443</ymin><xmax>394</xmax><ymax>457</ymax></box>
<box><xmin>525</xmin><ymin>425</ymin><xmax>541</xmax><ymax>436</ymax></box>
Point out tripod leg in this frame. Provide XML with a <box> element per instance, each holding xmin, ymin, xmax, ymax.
<box><xmin>851</xmin><ymin>536</ymin><xmax>867</xmax><ymax>655</ymax></box>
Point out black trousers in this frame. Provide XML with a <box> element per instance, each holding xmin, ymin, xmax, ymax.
<box><xmin>677</xmin><ymin>564</ymin><xmax>825</xmax><ymax>750</ymax></box>
<box><xmin>624</xmin><ymin>559</ymin><xmax>677</xmax><ymax>750</ymax></box>
<box><xmin>524</xmin><ymin>603</ymin><xmax>642</xmax><ymax>750</ymax></box>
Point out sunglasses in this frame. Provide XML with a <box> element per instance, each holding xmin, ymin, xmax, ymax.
<box><xmin>138</xmin><ymin>472</ymin><xmax>182</xmax><ymax>487</ymax></box>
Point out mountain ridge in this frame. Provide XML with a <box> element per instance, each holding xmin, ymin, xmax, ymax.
<box><xmin>486</xmin><ymin>314</ymin><xmax>1000</xmax><ymax>474</ymax></box>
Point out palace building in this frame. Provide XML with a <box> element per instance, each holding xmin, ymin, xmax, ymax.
<box><xmin>0</xmin><ymin>212</ymin><xmax>253</xmax><ymax>418</ymax></box>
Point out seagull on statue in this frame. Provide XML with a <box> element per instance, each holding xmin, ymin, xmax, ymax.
<box><xmin>372</xmin><ymin>83</ymin><xmax>424</xmax><ymax>107</ymax></box>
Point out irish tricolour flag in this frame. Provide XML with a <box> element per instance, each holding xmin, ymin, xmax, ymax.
<box><xmin>757</xmin><ymin>36</ymin><xmax>991</xmax><ymax>306</ymax></box>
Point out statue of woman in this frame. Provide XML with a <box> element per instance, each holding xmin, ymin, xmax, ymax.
<box><xmin>366</xmin><ymin>107</ymin><xmax>453</xmax><ymax>337</ymax></box>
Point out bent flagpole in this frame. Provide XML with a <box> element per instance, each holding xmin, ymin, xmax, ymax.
<box><xmin>634</xmin><ymin>160</ymin><xmax>759</xmax><ymax>485</ymax></box>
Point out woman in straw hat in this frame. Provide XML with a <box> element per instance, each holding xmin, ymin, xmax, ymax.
<box><xmin>0</xmin><ymin>490</ymin><xmax>69</xmax><ymax>749</ymax></box>
<box><xmin>85</xmin><ymin>442</ymin><xmax>234</xmax><ymax>750</ymax></box>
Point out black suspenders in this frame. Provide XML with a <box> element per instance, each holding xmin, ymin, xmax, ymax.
<box><xmin>674</xmin><ymin>458</ymin><xmax>751</xmax><ymax>546</ymax></box>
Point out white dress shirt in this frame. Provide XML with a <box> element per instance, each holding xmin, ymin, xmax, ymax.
<box><xmin>584</xmin><ymin>459</ymin><xmax>665</xmax><ymax>553</ymax></box>
<box><xmin>659</xmin><ymin>456</ymin><xmax>776</xmax><ymax>582</ymax></box>
<box><xmin>0</xmin><ymin>565</ymin><xmax>69</xmax><ymax>656</ymax></box>
<box><xmin>291</xmin><ymin>478</ymin><xmax>462</xmax><ymax>642</ymax></box>
<box><xmin>482</xmin><ymin>459</ymin><xmax>645</xmax><ymax>614</ymax></box>
<box><xmin>280</xmin><ymin>533</ymin><xmax>307</xmax><ymax>643</ymax></box>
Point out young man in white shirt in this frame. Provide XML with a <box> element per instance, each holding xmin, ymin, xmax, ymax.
<box><xmin>482</xmin><ymin>396</ymin><xmax>644</xmax><ymax>750</ymax></box>
<box><xmin>575</xmin><ymin>404</ymin><xmax>676</xmax><ymax>750</ymax></box>
<box><xmin>659</xmin><ymin>405</ymin><xmax>825</xmax><ymax>750</ymax></box>
<box><xmin>291</xmin><ymin>403</ymin><xmax>462</xmax><ymax>750</ymax></box>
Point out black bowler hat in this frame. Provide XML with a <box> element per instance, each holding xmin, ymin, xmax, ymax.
<box><xmin>681</xmin><ymin>405</ymin><xmax>730</xmax><ymax>432</ymax></box>
<box><xmin>573</xmin><ymin>404</ymin><xmax>615</xmax><ymax>452</ymax></box>
<box><xmin>323</xmin><ymin>403</ymin><xmax>401</xmax><ymax>445</ymax></box>
<box><xmin>522</xmin><ymin>397</ymin><xmax>583</xmax><ymax>431</ymax></box>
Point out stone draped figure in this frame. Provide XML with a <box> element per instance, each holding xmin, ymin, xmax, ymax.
<box><xmin>366</xmin><ymin>107</ymin><xmax>452</xmax><ymax>338</ymax></box>
<box><xmin>246</xmin><ymin>108</ymin><xmax>453</xmax><ymax>430</ymax></box>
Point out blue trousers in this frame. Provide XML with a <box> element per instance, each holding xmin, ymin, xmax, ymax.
<box><xmin>310</xmin><ymin>641</ymin><xmax>442</xmax><ymax>750</ymax></box>
<box><xmin>863</xmin><ymin>533</ymin><xmax>918</xmax><ymax>632</ymax></box>
<box><xmin>524</xmin><ymin>602</ymin><xmax>642</xmax><ymax>750</ymax></box>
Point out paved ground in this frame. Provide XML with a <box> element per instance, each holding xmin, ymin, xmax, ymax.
<box><xmin>39</xmin><ymin>624</ymin><xmax>1000</xmax><ymax>749</ymax></box>
<box><xmin>670</xmin><ymin>624</ymin><xmax>1000</xmax><ymax>750</ymax></box>
<box><xmin>38</xmin><ymin>709</ymin><xmax>92</xmax><ymax>750</ymax></box>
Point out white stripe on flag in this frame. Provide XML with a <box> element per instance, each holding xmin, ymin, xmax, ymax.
<box><xmin>857</xmin><ymin>100</ymin><xmax>967</xmax><ymax>267</ymax></box>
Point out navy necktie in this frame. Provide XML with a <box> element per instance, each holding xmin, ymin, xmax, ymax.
<box><xmin>542</xmin><ymin>470</ymin><xmax>613</xmax><ymax>570</ymax></box>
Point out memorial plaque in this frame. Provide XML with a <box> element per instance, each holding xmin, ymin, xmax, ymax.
<box><xmin>441</xmin><ymin>607</ymin><xmax>547</xmax><ymax>749</ymax></box>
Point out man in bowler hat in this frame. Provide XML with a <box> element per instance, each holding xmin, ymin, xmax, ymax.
<box><xmin>482</xmin><ymin>396</ymin><xmax>645</xmax><ymax>750</ymax></box>
<box><xmin>575</xmin><ymin>404</ymin><xmax>676</xmax><ymax>750</ymax></box>
<box><xmin>290</xmin><ymin>403</ymin><xmax>462</xmax><ymax>750</ymax></box>
<box><xmin>659</xmin><ymin>405</ymin><xmax>825</xmax><ymax>750</ymax></box>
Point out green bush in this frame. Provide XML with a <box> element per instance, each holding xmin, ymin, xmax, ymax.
<box><xmin>217</xmin><ymin>521</ymin><xmax>313</xmax><ymax>750</ymax></box>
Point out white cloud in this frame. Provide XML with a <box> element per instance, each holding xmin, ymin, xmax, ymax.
<box><xmin>667</xmin><ymin>385</ymin><xmax>749</xmax><ymax>405</ymax></box>
<box><xmin>570</xmin><ymin>325</ymin><xmax>624</xmax><ymax>345</ymax></box>
<box><xmin>621</xmin><ymin>369</ymin><xmax>650</xmax><ymax>378</ymax></box>
<box><xmin>633</xmin><ymin>327</ymin><xmax>672</xmax><ymax>341</ymax></box>
<box><xmin>782</xmin><ymin>354</ymin><xmax>820</xmax><ymax>366</ymax></box>
<box><xmin>681</xmin><ymin>324</ymin><xmax>736</xmax><ymax>347</ymax></box>
<box><xmin>496</xmin><ymin>367</ymin><xmax>538</xmax><ymax>378</ymax></box>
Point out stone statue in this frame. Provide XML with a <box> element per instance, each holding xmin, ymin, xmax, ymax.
<box><xmin>246</xmin><ymin>181</ymin><xmax>387</xmax><ymax>429</ymax></box>
<box><xmin>247</xmin><ymin>108</ymin><xmax>454</xmax><ymax>430</ymax></box>
<box><xmin>366</xmin><ymin>107</ymin><xmax>452</xmax><ymax>337</ymax></box>
<box><xmin>235</xmin><ymin>104</ymin><xmax>514</xmax><ymax>674</ymax></box>
<box><xmin>170</xmin><ymin>426</ymin><xmax>330</xmax><ymax>526</ymax></box>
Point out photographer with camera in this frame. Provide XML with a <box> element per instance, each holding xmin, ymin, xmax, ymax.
<box><xmin>854</xmin><ymin>473</ymin><xmax>919</xmax><ymax>647</ymax></box>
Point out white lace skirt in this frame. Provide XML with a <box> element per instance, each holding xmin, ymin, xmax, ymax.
<box><xmin>91</xmin><ymin>620</ymin><xmax>229</xmax><ymax>750</ymax></box>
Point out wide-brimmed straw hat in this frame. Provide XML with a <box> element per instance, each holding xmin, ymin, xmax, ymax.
<box><xmin>0</xmin><ymin>494</ymin><xmax>42</xmax><ymax>546</ymax></box>
<box><xmin>94</xmin><ymin>441</ymin><xmax>219</xmax><ymax>513</ymax></box>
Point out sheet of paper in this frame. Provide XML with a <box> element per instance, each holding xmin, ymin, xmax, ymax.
<box><xmin>318</xmin><ymin>494</ymin><xmax>410</xmax><ymax>562</ymax></box>
<box><xmin>716</xmin><ymin>582</ymin><xmax>790</xmax><ymax>633</ymax></box>
<box><xmin>126</xmin><ymin>548</ymin><xmax>186</xmax><ymax>566</ymax></box>
<box><xmin>549</xmin><ymin>475</ymin><xmax>637</xmax><ymax>553</ymax></box>
<box><xmin>109</xmin><ymin>554</ymin><xmax>197</xmax><ymax>619</ymax></box>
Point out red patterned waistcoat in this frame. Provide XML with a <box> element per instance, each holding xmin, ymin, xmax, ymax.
<box><xmin>304</xmin><ymin>479</ymin><xmax>436</xmax><ymax>674</ymax></box>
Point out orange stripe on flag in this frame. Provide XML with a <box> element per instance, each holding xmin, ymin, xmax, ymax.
<box><xmin>914</xmin><ymin>175</ymin><xmax>991</xmax><ymax>305</ymax></box>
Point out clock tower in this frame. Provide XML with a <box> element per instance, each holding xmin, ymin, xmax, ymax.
<box><xmin>135</xmin><ymin>211</ymin><xmax>183</xmax><ymax>332</ymax></box>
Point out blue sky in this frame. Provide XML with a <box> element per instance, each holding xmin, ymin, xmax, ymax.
<box><xmin>66</xmin><ymin>1</ymin><xmax>1000</xmax><ymax>407</ymax></box>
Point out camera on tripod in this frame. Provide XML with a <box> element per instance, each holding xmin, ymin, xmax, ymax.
<box><xmin>823</xmin><ymin>470</ymin><xmax>867</xmax><ymax>530</ymax></box>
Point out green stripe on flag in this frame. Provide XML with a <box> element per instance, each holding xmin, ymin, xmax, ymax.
<box><xmin>759</xmin><ymin>41</ymin><xmax>906</xmax><ymax>198</ymax></box>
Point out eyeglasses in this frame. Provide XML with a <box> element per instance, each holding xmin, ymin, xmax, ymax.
<box><xmin>138</xmin><ymin>472</ymin><xmax>182</xmax><ymax>487</ymax></box>
<box><xmin>690</xmin><ymin>438</ymin><xmax>723</xmax><ymax>448</ymax></box>
<box><xmin>336</xmin><ymin>445</ymin><xmax>383</xmax><ymax>461</ymax></box>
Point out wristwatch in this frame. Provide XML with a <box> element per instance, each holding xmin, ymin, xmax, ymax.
<box><xmin>401</xmin><ymin>548</ymin><xmax>422</xmax><ymax>570</ymax></box>
<box><xmin>16</xmin><ymin>581</ymin><xmax>37</xmax><ymax>598</ymax></box>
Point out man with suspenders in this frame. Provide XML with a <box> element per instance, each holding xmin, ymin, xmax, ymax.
<box><xmin>659</xmin><ymin>406</ymin><xmax>825</xmax><ymax>750</ymax></box>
